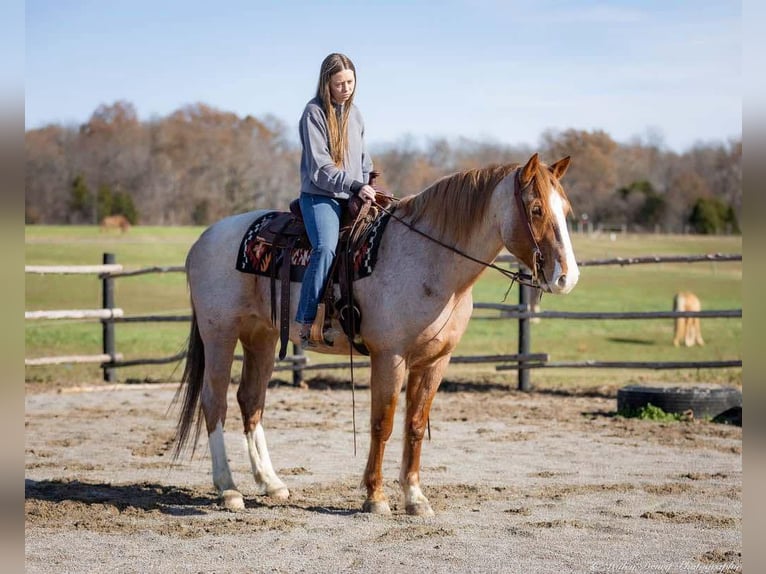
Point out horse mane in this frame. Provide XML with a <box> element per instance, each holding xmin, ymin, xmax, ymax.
<box><xmin>395</xmin><ymin>163</ymin><xmax>519</xmax><ymax>245</ymax></box>
<box><xmin>395</xmin><ymin>161</ymin><xmax>570</xmax><ymax>247</ymax></box>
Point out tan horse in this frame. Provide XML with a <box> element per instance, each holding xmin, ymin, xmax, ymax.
<box><xmin>673</xmin><ymin>291</ymin><xmax>705</xmax><ymax>347</ymax></box>
<box><xmin>100</xmin><ymin>214</ymin><xmax>131</xmax><ymax>233</ymax></box>
<box><xmin>174</xmin><ymin>153</ymin><xmax>580</xmax><ymax>515</ymax></box>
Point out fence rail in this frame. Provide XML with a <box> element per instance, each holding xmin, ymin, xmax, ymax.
<box><xmin>495</xmin><ymin>252</ymin><xmax>741</xmax><ymax>267</ymax></box>
<box><xmin>496</xmin><ymin>360</ymin><xmax>742</xmax><ymax>371</ymax></box>
<box><xmin>25</xmin><ymin>252</ymin><xmax>742</xmax><ymax>389</ymax></box>
<box><xmin>25</xmin><ymin>264</ymin><xmax>124</xmax><ymax>275</ymax></box>
<box><xmin>25</xmin><ymin>308</ymin><xmax>125</xmax><ymax>320</ymax></box>
<box><xmin>25</xmin><ymin>353</ymin><xmax>125</xmax><ymax>366</ymax></box>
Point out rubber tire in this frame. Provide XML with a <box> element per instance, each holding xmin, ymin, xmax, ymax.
<box><xmin>616</xmin><ymin>384</ymin><xmax>742</xmax><ymax>420</ymax></box>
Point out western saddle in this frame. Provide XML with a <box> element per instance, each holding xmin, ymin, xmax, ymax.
<box><xmin>255</xmin><ymin>173</ymin><xmax>394</xmax><ymax>359</ymax></box>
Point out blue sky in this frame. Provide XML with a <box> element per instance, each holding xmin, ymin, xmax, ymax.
<box><xmin>24</xmin><ymin>0</ymin><xmax>741</xmax><ymax>153</ymax></box>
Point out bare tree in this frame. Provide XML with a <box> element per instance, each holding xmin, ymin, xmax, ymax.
<box><xmin>24</xmin><ymin>100</ymin><xmax>741</xmax><ymax>234</ymax></box>
<box><xmin>540</xmin><ymin>129</ymin><xmax>619</xmax><ymax>223</ymax></box>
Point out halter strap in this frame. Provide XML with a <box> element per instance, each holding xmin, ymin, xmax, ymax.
<box><xmin>513</xmin><ymin>171</ymin><xmax>545</xmax><ymax>283</ymax></box>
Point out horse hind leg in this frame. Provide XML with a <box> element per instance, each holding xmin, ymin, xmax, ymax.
<box><xmin>237</xmin><ymin>336</ymin><xmax>289</xmax><ymax>501</ymax></box>
<box><xmin>672</xmin><ymin>294</ymin><xmax>684</xmax><ymax>347</ymax></box>
<box><xmin>694</xmin><ymin>319</ymin><xmax>705</xmax><ymax>346</ymax></box>
<box><xmin>673</xmin><ymin>317</ymin><xmax>685</xmax><ymax>347</ymax></box>
<box><xmin>399</xmin><ymin>355</ymin><xmax>451</xmax><ymax>517</ymax></box>
<box><xmin>687</xmin><ymin>318</ymin><xmax>704</xmax><ymax>346</ymax></box>
<box><xmin>200</xmin><ymin>336</ymin><xmax>244</xmax><ymax>510</ymax></box>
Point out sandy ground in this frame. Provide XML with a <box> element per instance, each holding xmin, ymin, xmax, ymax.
<box><xmin>25</xmin><ymin>378</ymin><xmax>741</xmax><ymax>574</ymax></box>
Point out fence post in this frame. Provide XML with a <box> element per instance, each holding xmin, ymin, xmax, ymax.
<box><xmin>292</xmin><ymin>343</ymin><xmax>304</xmax><ymax>387</ymax></box>
<box><xmin>517</xmin><ymin>282</ymin><xmax>532</xmax><ymax>391</ymax></box>
<box><xmin>102</xmin><ymin>253</ymin><xmax>116</xmax><ymax>382</ymax></box>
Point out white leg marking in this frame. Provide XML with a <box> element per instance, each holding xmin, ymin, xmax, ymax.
<box><xmin>209</xmin><ymin>423</ymin><xmax>244</xmax><ymax>510</ymax></box>
<box><xmin>209</xmin><ymin>423</ymin><xmax>236</xmax><ymax>491</ymax></box>
<box><xmin>403</xmin><ymin>483</ymin><xmax>434</xmax><ymax>516</ymax></box>
<box><xmin>245</xmin><ymin>423</ymin><xmax>289</xmax><ymax>500</ymax></box>
<box><xmin>404</xmin><ymin>484</ymin><xmax>428</xmax><ymax>506</ymax></box>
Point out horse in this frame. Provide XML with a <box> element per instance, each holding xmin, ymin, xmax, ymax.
<box><xmin>100</xmin><ymin>214</ymin><xmax>131</xmax><ymax>233</ymax></box>
<box><xmin>673</xmin><ymin>291</ymin><xmax>705</xmax><ymax>347</ymax></box>
<box><xmin>173</xmin><ymin>153</ymin><xmax>580</xmax><ymax>515</ymax></box>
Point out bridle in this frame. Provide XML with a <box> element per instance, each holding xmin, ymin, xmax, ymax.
<box><xmin>513</xmin><ymin>170</ymin><xmax>547</xmax><ymax>286</ymax></box>
<box><xmin>373</xmin><ymin>167</ymin><xmax>549</xmax><ymax>291</ymax></box>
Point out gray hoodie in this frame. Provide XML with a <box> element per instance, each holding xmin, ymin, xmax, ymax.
<box><xmin>299</xmin><ymin>97</ymin><xmax>373</xmax><ymax>199</ymax></box>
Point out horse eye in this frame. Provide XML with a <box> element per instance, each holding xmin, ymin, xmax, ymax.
<box><xmin>531</xmin><ymin>206</ymin><xmax>543</xmax><ymax>217</ymax></box>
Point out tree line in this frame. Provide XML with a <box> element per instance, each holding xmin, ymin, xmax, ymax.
<box><xmin>25</xmin><ymin>100</ymin><xmax>741</xmax><ymax>233</ymax></box>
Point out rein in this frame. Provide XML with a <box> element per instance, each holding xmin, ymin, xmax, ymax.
<box><xmin>373</xmin><ymin>169</ymin><xmax>545</xmax><ymax>290</ymax></box>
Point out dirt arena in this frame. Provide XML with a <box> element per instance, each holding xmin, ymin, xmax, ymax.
<box><xmin>25</xmin><ymin>378</ymin><xmax>741</xmax><ymax>573</ymax></box>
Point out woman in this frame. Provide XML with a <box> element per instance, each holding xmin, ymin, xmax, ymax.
<box><xmin>295</xmin><ymin>53</ymin><xmax>376</xmax><ymax>346</ymax></box>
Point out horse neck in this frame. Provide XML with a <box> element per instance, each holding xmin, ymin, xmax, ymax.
<box><xmin>409</xmin><ymin>202</ymin><xmax>505</xmax><ymax>296</ymax></box>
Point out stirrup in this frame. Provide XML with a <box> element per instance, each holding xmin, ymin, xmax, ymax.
<box><xmin>298</xmin><ymin>324</ymin><xmax>313</xmax><ymax>348</ymax></box>
<box><xmin>309</xmin><ymin>303</ymin><xmax>327</xmax><ymax>343</ymax></box>
<box><xmin>299</xmin><ymin>328</ymin><xmax>338</xmax><ymax>349</ymax></box>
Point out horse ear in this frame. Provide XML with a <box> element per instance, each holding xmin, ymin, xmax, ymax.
<box><xmin>549</xmin><ymin>156</ymin><xmax>571</xmax><ymax>180</ymax></box>
<box><xmin>521</xmin><ymin>153</ymin><xmax>540</xmax><ymax>183</ymax></box>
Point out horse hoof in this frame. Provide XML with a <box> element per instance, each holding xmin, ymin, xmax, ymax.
<box><xmin>406</xmin><ymin>502</ymin><xmax>435</xmax><ymax>517</ymax></box>
<box><xmin>268</xmin><ymin>486</ymin><xmax>290</xmax><ymax>501</ymax></box>
<box><xmin>362</xmin><ymin>499</ymin><xmax>391</xmax><ymax>515</ymax></box>
<box><xmin>222</xmin><ymin>489</ymin><xmax>245</xmax><ymax>511</ymax></box>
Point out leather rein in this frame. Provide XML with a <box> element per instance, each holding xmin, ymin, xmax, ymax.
<box><xmin>373</xmin><ymin>169</ymin><xmax>547</xmax><ymax>291</ymax></box>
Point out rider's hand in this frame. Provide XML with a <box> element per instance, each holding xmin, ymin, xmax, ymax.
<box><xmin>357</xmin><ymin>184</ymin><xmax>376</xmax><ymax>202</ymax></box>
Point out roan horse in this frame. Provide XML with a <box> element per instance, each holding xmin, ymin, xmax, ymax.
<box><xmin>174</xmin><ymin>153</ymin><xmax>580</xmax><ymax>515</ymax></box>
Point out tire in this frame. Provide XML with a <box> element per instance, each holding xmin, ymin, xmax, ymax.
<box><xmin>616</xmin><ymin>384</ymin><xmax>742</xmax><ymax>420</ymax></box>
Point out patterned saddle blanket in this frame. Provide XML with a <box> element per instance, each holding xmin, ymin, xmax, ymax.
<box><xmin>235</xmin><ymin>210</ymin><xmax>391</xmax><ymax>282</ymax></box>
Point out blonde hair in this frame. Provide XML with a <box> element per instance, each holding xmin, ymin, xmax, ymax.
<box><xmin>316</xmin><ymin>53</ymin><xmax>356</xmax><ymax>167</ymax></box>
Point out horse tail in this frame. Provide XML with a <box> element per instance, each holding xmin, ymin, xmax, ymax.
<box><xmin>172</xmin><ymin>305</ymin><xmax>206</xmax><ymax>460</ymax></box>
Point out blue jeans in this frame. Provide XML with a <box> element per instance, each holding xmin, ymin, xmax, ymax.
<box><xmin>295</xmin><ymin>193</ymin><xmax>342</xmax><ymax>325</ymax></box>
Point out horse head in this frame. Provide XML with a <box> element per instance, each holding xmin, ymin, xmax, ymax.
<box><xmin>502</xmin><ymin>153</ymin><xmax>579</xmax><ymax>294</ymax></box>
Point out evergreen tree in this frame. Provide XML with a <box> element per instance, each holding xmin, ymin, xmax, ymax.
<box><xmin>688</xmin><ymin>197</ymin><xmax>739</xmax><ymax>234</ymax></box>
<box><xmin>96</xmin><ymin>184</ymin><xmax>113</xmax><ymax>221</ymax></box>
<box><xmin>69</xmin><ymin>175</ymin><xmax>92</xmax><ymax>223</ymax></box>
<box><xmin>112</xmin><ymin>191</ymin><xmax>139</xmax><ymax>224</ymax></box>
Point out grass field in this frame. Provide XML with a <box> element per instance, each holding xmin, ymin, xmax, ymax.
<box><xmin>25</xmin><ymin>225</ymin><xmax>742</xmax><ymax>390</ymax></box>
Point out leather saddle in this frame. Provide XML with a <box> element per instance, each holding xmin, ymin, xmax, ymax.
<box><xmin>256</xmin><ymin>173</ymin><xmax>394</xmax><ymax>360</ymax></box>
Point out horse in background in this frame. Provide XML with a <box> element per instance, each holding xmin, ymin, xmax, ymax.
<box><xmin>100</xmin><ymin>214</ymin><xmax>131</xmax><ymax>233</ymax></box>
<box><xmin>174</xmin><ymin>153</ymin><xmax>580</xmax><ymax>516</ymax></box>
<box><xmin>673</xmin><ymin>291</ymin><xmax>705</xmax><ymax>347</ymax></box>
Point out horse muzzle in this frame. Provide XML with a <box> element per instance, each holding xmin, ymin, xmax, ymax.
<box><xmin>545</xmin><ymin>263</ymin><xmax>579</xmax><ymax>294</ymax></box>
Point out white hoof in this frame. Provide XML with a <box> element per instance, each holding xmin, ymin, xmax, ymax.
<box><xmin>406</xmin><ymin>501</ymin><xmax>435</xmax><ymax>516</ymax></box>
<box><xmin>268</xmin><ymin>486</ymin><xmax>290</xmax><ymax>501</ymax></box>
<box><xmin>222</xmin><ymin>489</ymin><xmax>245</xmax><ymax>511</ymax></box>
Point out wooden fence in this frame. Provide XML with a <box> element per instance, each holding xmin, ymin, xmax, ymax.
<box><xmin>25</xmin><ymin>252</ymin><xmax>742</xmax><ymax>390</ymax></box>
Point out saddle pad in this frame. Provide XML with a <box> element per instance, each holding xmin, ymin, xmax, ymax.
<box><xmin>235</xmin><ymin>210</ymin><xmax>391</xmax><ymax>282</ymax></box>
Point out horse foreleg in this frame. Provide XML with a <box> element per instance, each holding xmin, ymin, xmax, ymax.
<box><xmin>363</xmin><ymin>353</ymin><xmax>406</xmax><ymax>515</ymax></box>
<box><xmin>400</xmin><ymin>355</ymin><xmax>450</xmax><ymax>516</ymax></box>
<box><xmin>238</xmin><ymin>341</ymin><xmax>289</xmax><ymax>501</ymax></box>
